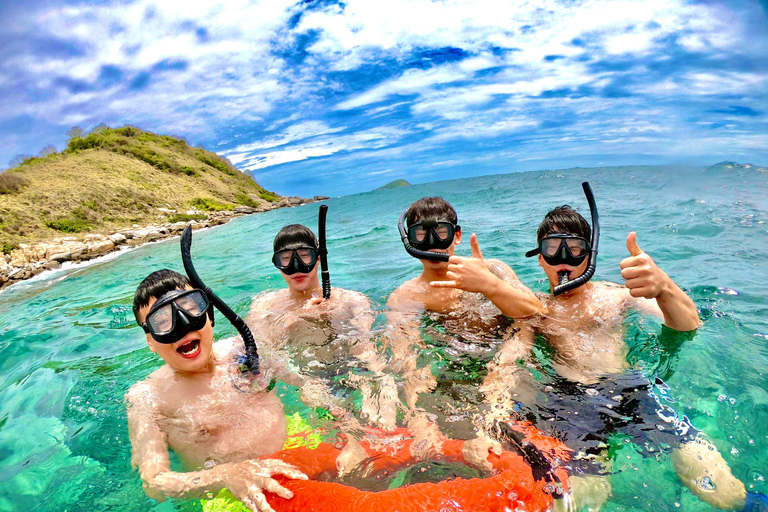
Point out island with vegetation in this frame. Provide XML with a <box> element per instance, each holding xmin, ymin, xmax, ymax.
<box><xmin>376</xmin><ymin>179</ymin><xmax>411</xmax><ymax>190</ymax></box>
<box><xmin>0</xmin><ymin>125</ymin><xmax>327</xmax><ymax>289</ymax></box>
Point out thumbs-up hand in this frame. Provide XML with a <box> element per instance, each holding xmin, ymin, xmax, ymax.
<box><xmin>620</xmin><ymin>232</ymin><xmax>669</xmax><ymax>299</ymax></box>
<box><xmin>430</xmin><ymin>234</ymin><xmax>494</xmax><ymax>293</ymax></box>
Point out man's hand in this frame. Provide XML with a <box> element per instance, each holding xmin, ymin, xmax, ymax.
<box><xmin>620</xmin><ymin>232</ymin><xmax>669</xmax><ymax>299</ymax></box>
<box><xmin>303</xmin><ymin>296</ymin><xmax>325</xmax><ymax>308</ymax></box>
<box><xmin>429</xmin><ymin>234</ymin><xmax>495</xmax><ymax>293</ymax></box>
<box><xmin>223</xmin><ymin>459</ymin><xmax>308</xmax><ymax>512</ymax></box>
<box><xmin>462</xmin><ymin>433</ymin><xmax>502</xmax><ymax>471</ymax></box>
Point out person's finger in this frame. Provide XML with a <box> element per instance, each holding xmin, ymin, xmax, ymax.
<box><xmin>260</xmin><ymin>478</ymin><xmax>294</xmax><ymax>499</ymax></box>
<box><xmin>430</xmin><ymin>280</ymin><xmax>458</xmax><ymax>288</ymax></box>
<box><xmin>470</xmin><ymin>234</ymin><xmax>484</xmax><ymax>259</ymax></box>
<box><xmin>626</xmin><ymin>232</ymin><xmax>643</xmax><ymax>257</ymax></box>
<box><xmin>274</xmin><ymin>466</ymin><xmax>309</xmax><ymax>480</ymax></box>
<box><xmin>629</xmin><ymin>286</ymin><xmax>651</xmax><ymax>298</ymax></box>
<box><xmin>620</xmin><ymin>267</ymin><xmax>643</xmax><ymax>280</ymax></box>
<box><xmin>624</xmin><ymin>277</ymin><xmax>645</xmax><ymax>289</ymax></box>
<box><xmin>448</xmin><ymin>255</ymin><xmax>463</xmax><ymax>264</ymax></box>
<box><xmin>243</xmin><ymin>493</ymin><xmax>275</xmax><ymax>512</ymax></box>
<box><xmin>619</xmin><ymin>256</ymin><xmax>640</xmax><ymax>270</ymax></box>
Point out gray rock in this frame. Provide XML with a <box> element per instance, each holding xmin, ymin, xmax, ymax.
<box><xmin>50</xmin><ymin>252</ymin><xmax>73</xmax><ymax>263</ymax></box>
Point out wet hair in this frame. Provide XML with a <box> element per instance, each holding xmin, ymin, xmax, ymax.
<box><xmin>273</xmin><ymin>224</ymin><xmax>318</xmax><ymax>252</ymax></box>
<box><xmin>133</xmin><ymin>269</ymin><xmax>190</xmax><ymax>325</ymax></box>
<box><xmin>537</xmin><ymin>205</ymin><xmax>591</xmax><ymax>242</ymax></box>
<box><xmin>406</xmin><ymin>197</ymin><xmax>458</xmax><ymax>226</ymax></box>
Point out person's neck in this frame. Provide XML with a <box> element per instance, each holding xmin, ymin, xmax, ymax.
<box><xmin>419</xmin><ymin>266</ymin><xmax>449</xmax><ymax>284</ymax></box>
<box><xmin>289</xmin><ymin>279</ymin><xmax>322</xmax><ymax>301</ymax></box>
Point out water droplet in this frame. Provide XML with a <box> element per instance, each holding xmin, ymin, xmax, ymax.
<box><xmin>731</xmin><ymin>447</ymin><xmax>740</xmax><ymax>457</ymax></box>
<box><xmin>698</xmin><ymin>476</ymin><xmax>716</xmax><ymax>491</ymax></box>
<box><xmin>204</xmin><ymin>459</ymin><xmax>216</xmax><ymax>470</ymax></box>
<box><xmin>585</xmin><ymin>388</ymin><xmax>599</xmax><ymax>397</ymax></box>
<box><xmin>728</xmin><ymin>397</ymin><xmax>737</xmax><ymax>405</ymax></box>
<box><xmin>193</xmin><ymin>477</ymin><xmax>201</xmax><ymax>485</ymax></box>
<box><xmin>674</xmin><ymin>502</ymin><xmax>681</xmax><ymax>508</ymax></box>
<box><xmin>750</xmin><ymin>471</ymin><xmax>766</xmax><ymax>482</ymax></box>
<box><xmin>507</xmin><ymin>492</ymin><xmax>517</xmax><ymax>501</ymax></box>
<box><xmin>543</xmin><ymin>484</ymin><xmax>554</xmax><ymax>494</ymax></box>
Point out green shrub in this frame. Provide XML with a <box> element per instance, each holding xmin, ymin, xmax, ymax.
<box><xmin>235</xmin><ymin>192</ymin><xmax>259</xmax><ymax>207</ymax></box>
<box><xmin>45</xmin><ymin>218</ymin><xmax>92</xmax><ymax>233</ymax></box>
<box><xmin>258</xmin><ymin>190</ymin><xmax>281</xmax><ymax>203</ymax></box>
<box><xmin>82</xmin><ymin>200</ymin><xmax>98</xmax><ymax>211</ymax></box>
<box><xmin>0</xmin><ymin>172</ymin><xmax>29</xmax><ymax>194</ymax></box>
<box><xmin>66</xmin><ymin>133</ymin><xmax>104</xmax><ymax>152</ymax></box>
<box><xmin>194</xmin><ymin>149</ymin><xmax>236</xmax><ymax>176</ymax></box>
<box><xmin>190</xmin><ymin>197</ymin><xmax>233</xmax><ymax>211</ymax></box>
<box><xmin>167</xmin><ymin>213</ymin><xmax>208</xmax><ymax>223</ymax></box>
<box><xmin>179</xmin><ymin>166</ymin><xmax>200</xmax><ymax>177</ymax></box>
<box><xmin>115</xmin><ymin>126</ymin><xmax>139</xmax><ymax>137</ymax></box>
<box><xmin>1</xmin><ymin>242</ymin><xmax>18</xmax><ymax>254</ymax></box>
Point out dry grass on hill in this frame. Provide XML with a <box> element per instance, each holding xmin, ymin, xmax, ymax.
<box><xmin>0</xmin><ymin>127</ymin><xmax>280</xmax><ymax>252</ymax></box>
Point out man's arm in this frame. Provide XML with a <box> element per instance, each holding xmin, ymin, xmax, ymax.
<box><xmin>126</xmin><ymin>385</ymin><xmax>306</xmax><ymax>512</ymax></box>
<box><xmin>620</xmin><ymin>232</ymin><xmax>699</xmax><ymax>332</ymax></box>
<box><xmin>429</xmin><ymin>234</ymin><xmax>544</xmax><ymax>318</ymax></box>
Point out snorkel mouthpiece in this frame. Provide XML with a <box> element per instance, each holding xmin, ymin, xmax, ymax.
<box><xmin>398</xmin><ymin>210</ymin><xmax>450</xmax><ymax>262</ymax></box>
<box><xmin>552</xmin><ymin>182</ymin><xmax>600</xmax><ymax>296</ymax></box>
<box><xmin>318</xmin><ymin>205</ymin><xmax>331</xmax><ymax>299</ymax></box>
<box><xmin>557</xmin><ymin>271</ymin><xmax>571</xmax><ymax>287</ymax></box>
<box><xmin>180</xmin><ymin>226</ymin><xmax>260</xmax><ymax>375</ymax></box>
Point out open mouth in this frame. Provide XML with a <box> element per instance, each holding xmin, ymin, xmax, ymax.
<box><xmin>176</xmin><ymin>339</ymin><xmax>201</xmax><ymax>359</ymax></box>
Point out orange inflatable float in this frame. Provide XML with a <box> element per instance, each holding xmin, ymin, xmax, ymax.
<box><xmin>259</xmin><ymin>421</ymin><xmax>571</xmax><ymax>512</ymax></box>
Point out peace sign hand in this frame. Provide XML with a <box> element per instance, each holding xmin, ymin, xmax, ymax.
<box><xmin>429</xmin><ymin>234</ymin><xmax>494</xmax><ymax>294</ymax></box>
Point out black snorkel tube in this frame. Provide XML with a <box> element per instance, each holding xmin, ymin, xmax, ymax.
<box><xmin>180</xmin><ymin>226</ymin><xmax>260</xmax><ymax>375</ymax></box>
<box><xmin>318</xmin><ymin>205</ymin><xmax>331</xmax><ymax>299</ymax></box>
<box><xmin>398</xmin><ymin>210</ymin><xmax>450</xmax><ymax>263</ymax></box>
<box><xmin>552</xmin><ymin>182</ymin><xmax>600</xmax><ymax>296</ymax></box>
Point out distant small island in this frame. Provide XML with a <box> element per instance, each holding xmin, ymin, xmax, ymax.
<box><xmin>376</xmin><ymin>179</ymin><xmax>411</xmax><ymax>190</ymax></box>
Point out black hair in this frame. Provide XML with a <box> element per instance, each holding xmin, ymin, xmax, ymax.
<box><xmin>273</xmin><ymin>224</ymin><xmax>318</xmax><ymax>252</ymax></box>
<box><xmin>406</xmin><ymin>197</ymin><xmax>458</xmax><ymax>226</ymax></box>
<box><xmin>537</xmin><ymin>205</ymin><xmax>591</xmax><ymax>242</ymax></box>
<box><xmin>133</xmin><ymin>269</ymin><xmax>190</xmax><ymax>325</ymax></box>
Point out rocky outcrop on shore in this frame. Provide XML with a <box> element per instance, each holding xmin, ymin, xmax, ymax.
<box><xmin>0</xmin><ymin>194</ymin><xmax>330</xmax><ymax>291</ymax></box>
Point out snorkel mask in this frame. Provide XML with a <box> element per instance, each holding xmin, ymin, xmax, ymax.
<box><xmin>526</xmin><ymin>182</ymin><xmax>600</xmax><ymax>296</ymax></box>
<box><xmin>398</xmin><ymin>210</ymin><xmax>459</xmax><ymax>262</ymax></box>
<box><xmin>272</xmin><ymin>247</ymin><xmax>318</xmax><ymax>275</ymax></box>
<box><xmin>141</xmin><ymin>288</ymin><xmax>214</xmax><ymax>344</ymax></box>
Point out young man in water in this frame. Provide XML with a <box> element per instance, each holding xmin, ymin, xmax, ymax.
<box><xmin>451</xmin><ymin>205</ymin><xmax>755</xmax><ymax>510</ymax></box>
<box><xmin>246</xmin><ymin>224</ymin><xmax>397</xmax><ymax>470</ymax></box>
<box><xmin>126</xmin><ymin>269</ymin><xmax>307</xmax><ymax>512</ymax></box>
<box><xmin>385</xmin><ymin>196</ymin><xmax>545</xmax><ymax>466</ymax></box>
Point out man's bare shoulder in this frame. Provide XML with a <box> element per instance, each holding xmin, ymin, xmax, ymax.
<box><xmin>387</xmin><ymin>279</ymin><xmax>426</xmax><ymax>307</ymax></box>
<box><xmin>125</xmin><ymin>368</ymin><xmax>167</xmax><ymax>406</ymax></box>
<box><xmin>249</xmin><ymin>289</ymin><xmax>284</xmax><ymax>310</ymax></box>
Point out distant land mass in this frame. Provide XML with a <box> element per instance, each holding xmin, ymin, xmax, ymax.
<box><xmin>377</xmin><ymin>179</ymin><xmax>411</xmax><ymax>190</ymax></box>
<box><xmin>0</xmin><ymin>126</ymin><xmax>283</xmax><ymax>251</ymax></box>
<box><xmin>705</xmin><ymin>161</ymin><xmax>767</xmax><ymax>173</ymax></box>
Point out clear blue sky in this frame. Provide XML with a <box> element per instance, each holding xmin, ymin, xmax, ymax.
<box><xmin>1</xmin><ymin>0</ymin><xmax>766</xmax><ymax>197</ymax></box>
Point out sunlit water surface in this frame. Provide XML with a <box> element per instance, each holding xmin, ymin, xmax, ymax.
<box><xmin>1</xmin><ymin>165</ymin><xmax>766</xmax><ymax>511</ymax></box>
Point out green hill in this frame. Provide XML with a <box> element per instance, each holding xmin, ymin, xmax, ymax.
<box><xmin>376</xmin><ymin>179</ymin><xmax>411</xmax><ymax>190</ymax></box>
<box><xmin>0</xmin><ymin>126</ymin><xmax>280</xmax><ymax>252</ymax></box>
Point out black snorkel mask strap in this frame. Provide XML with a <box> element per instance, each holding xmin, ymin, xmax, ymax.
<box><xmin>552</xmin><ymin>182</ymin><xmax>600</xmax><ymax>296</ymax></box>
<box><xmin>398</xmin><ymin>210</ymin><xmax>450</xmax><ymax>262</ymax></box>
<box><xmin>180</xmin><ymin>226</ymin><xmax>260</xmax><ymax>375</ymax></box>
<box><xmin>318</xmin><ymin>204</ymin><xmax>331</xmax><ymax>300</ymax></box>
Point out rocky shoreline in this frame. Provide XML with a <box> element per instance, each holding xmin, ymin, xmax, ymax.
<box><xmin>0</xmin><ymin>195</ymin><xmax>329</xmax><ymax>291</ymax></box>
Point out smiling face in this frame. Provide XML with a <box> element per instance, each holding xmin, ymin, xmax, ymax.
<box><xmin>280</xmin><ymin>261</ymin><xmax>320</xmax><ymax>293</ymax></box>
<box><xmin>137</xmin><ymin>286</ymin><xmax>215</xmax><ymax>373</ymax></box>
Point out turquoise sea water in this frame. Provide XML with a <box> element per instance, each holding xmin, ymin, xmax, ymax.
<box><xmin>1</xmin><ymin>164</ymin><xmax>766</xmax><ymax>511</ymax></box>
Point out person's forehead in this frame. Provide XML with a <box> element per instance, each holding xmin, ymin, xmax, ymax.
<box><xmin>139</xmin><ymin>285</ymin><xmax>192</xmax><ymax>319</ymax></box>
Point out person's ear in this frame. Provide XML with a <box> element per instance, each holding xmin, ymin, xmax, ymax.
<box><xmin>454</xmin><ymin>229</ymin><xmax>462</xmax><ymax>245</ymax></box>
<box><xmin>145</xmin><ymin>333</ymin><xmax>158</xmax><ymax>353</ymax></box>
